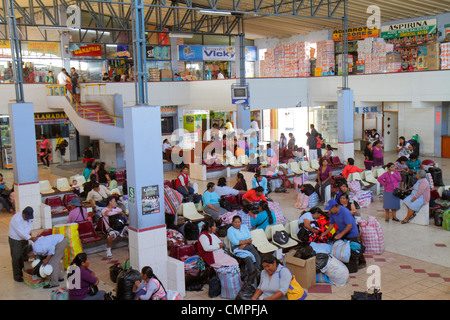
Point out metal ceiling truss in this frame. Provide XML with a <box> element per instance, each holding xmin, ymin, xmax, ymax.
<box><xmin>0</xmin><ymin>0</ymin><xmax>347</xmax><ymax>41</ymax></box>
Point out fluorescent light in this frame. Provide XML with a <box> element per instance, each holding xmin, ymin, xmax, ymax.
<box><xmin>169</xmin><ymin>33</ymin><xmax>194</xmax><ymax>38</ymax></box>
<box><xmin>37</xmin><ymin>26</ymin><xmax>72</xmax><ymax>31</ymax></box>
<box><xmin>199</xmin><ymin>9</ymin><xmax>231</xmax><ymax>16</ymax></box>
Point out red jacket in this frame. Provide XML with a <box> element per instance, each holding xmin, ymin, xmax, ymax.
<box><xmin>196</xmin><ymin>231</ymin><xmax>215</xmax><ymax>265</ymax></box>
<box><xmin>175</xmin><ymin>172</ymin><xmax>189</xmax><ymax>188</ymax></box>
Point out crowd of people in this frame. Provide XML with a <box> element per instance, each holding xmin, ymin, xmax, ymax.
<box><xmin>5</xmin><ymin>121</ymin><xmax>436</xmax><ymax>301</ymax></box>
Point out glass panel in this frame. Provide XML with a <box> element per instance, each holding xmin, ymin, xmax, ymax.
<box><xmin>70</xmin><ymin>60</ymin><xmax>107</xmax><ymax>81</ymax></box>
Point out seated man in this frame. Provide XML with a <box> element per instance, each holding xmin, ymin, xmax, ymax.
<box><xmin>242</xmin><ymin>186</ymin><xmax>267</xmax><ymax>205</ymax></box>
<box><xmin>86</xmin><ymin>182</ymin><xmax>111</xmax><ymax>210</ymax></box>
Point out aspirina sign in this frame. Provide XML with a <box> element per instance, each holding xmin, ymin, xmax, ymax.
<box><xmin>381</xmin><ymin>19</ymin><xmax>437</xmax><ymax>39</ymax></box>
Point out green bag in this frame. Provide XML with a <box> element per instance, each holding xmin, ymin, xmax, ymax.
<box><xmin>442</xmin><ymin>210</ymin><xmax>450</xmax><ymax>231</ymax></box>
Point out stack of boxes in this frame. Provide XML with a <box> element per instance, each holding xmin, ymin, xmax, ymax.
<box><xmin>148</xmin><ymin>68</ymin><xmax>160</xmax><ymax>81</ymax></box>
<box><xmin>386</xmin><ymin>52</ymin><xmax>402</xmax><ymax>73</ymax></box>
<box><xmin>315</xmin><ymin>40</ymin><xmax>335</xmax><ymax>75</ymax></box>
<box><xmin>440</xmin><ymin>42</ymin><xmax>450</xmax><ymax>70</ymax></box>
<box><xmin>425</xmin><ymin>42</ymin><xmax>440</xmax><ymax>71</ymax></box>
<box><xmin>259</xmin><ymin>42</ymin><xmax>311</xmax><ymax>77</ymax></box>
<box><xmin>357</xmin><ymin>38</ymin><xmax>394</xmax><ymax>74</ymax></box>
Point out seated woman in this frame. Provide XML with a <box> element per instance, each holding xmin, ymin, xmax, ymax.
<box><xmin>67</xmin><ymin>197</ymin><xmax>90</xmax><ymax>223</ymax></box>
<box><xmin>296</xmin><ymin>207</ymin><xmax>323</xmax><ymax>244</ymax></box>
<box><xmin>406</xmin><ymin>154</ymin><xmax>424</xmax><ymax>173</ymax></box>
<box><xmin>106</xmin><ymin>172</ymin><xmax>118</xmax><ymax>191</ymax></box>
<box><xmin>334</xmin><ymin>181</ymin><xmax>349</xmax><ymax>202</ymax></box>
<box><xmin>314</xmin><ymin>157</ymin><xmax>332</xmax><ymax>204</ymax></box>
<box><xmin>0</xmin><ymin>173</ymin><xmax>13</xmax><ymax>213</ymax></box>
<box><xmin>215</xmin><ymin>177</ymin><xmax>239</xmax><ymax>197</ymax></box>
<box><xmin>251</xmin><ymin>255</ymin><xmax>305</xmax><ymax>301</ymax></box>
<box><xmin>202</xmin><ymin>182</ymin><xmax>228</xmax><ymax>220</ymax></box>
<box><xmin>338</xmin><ymin>193</ymin><xmax>361</xmax><ymax>218</ymax></box>
<box><xmin>197</xmin><ymin>218</ymin><xmax>239</xmax><ymax>270</ymax></box>
<box><xmin>321</xmin><ymin>144</ymin><xmax>334</xmax><ymax>159</ymax></box>
<box><xmin>341</xmin><ymin>158</ymin><xmax>362</xmax><ymax>179</ymax></box>
<box><xmin>97</xmin><ymin>162</ymin><xmax>109</xmax><ymax>185</ymax></box>
<box><xmin>68</xmin><ymin>253</ymin><xmax>106</xmax><ymax>300</ymax></box>
<box><xmin>227</xmin><ymin>215</ymin><xmax>261</xmax><ymax>275</ymax></box>
<box><xmin>250</xmin><ymin>201</ymin><xmax>276</xmax><ymax>231</ymax></box>
<box><xmin>401</xmin><ymin>170</ymin><xmax>431</xmax><ymax>224</ymax></box>
<box><xmin>252</xmin><ymin>172</ymin><xmax>269</xmax><ymax>195</ymax></box>
<box><xmin>101</xmin><ymin>195</ymin><xmax>128</xmax><ymax>258</ymax></box>
<box><xmin>133</xmin><ymin>266</ymin><xmax>167</xmax><ymax>300</ymax></box>
<box><xmin>174</xmin><ymin>166</ymin><xmax>195</xmax><ymax>197</ymax></box>
<box><xmin>395</xmin><ymin>156</ymin><xmax>410</xmax><ymax>189</ymax></box>
<box><xmin>242</xmin><ymin>186</ymin><xmax>267</xmax><ymax>205</ymax></box>
<box><xmin>233</xmin><ymin>172</ymin><xmax>248</xmax><ymax>192</ymax></box>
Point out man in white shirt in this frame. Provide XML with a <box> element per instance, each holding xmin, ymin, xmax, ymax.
<box><xmin>57</xmin><ymin>68</ymin><xmax>69</xmax><ymax>95</ymax></box>
<box><xmin>22</xmin><ymin>234</ymin><xmax>67</xmax><ymax>288</ymax></box>
<box><xmin>8</xmin><ymin>207</ymin><xmax>36</xmax><ymax>282</ymax></box>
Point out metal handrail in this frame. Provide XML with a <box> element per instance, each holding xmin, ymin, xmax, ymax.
<box><xmin>84</xmin><ymin>83</ymin><xmax>107</xmax><ymax>95</ymax></box>
<box><xmin>46</xmin><ymin>84</ymin><xmax>123</xmax><ymax>126</ymax></box>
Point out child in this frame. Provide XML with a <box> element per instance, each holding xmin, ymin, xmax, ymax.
<box><xmin>72</xmin><ymin>179</ymin><xmax>80</xmax><ymax>195</ymax></box>
<box><xmin>133</xmin><ymin>266</ymin><xmax>166</xmax><ymax>300</ymax></box>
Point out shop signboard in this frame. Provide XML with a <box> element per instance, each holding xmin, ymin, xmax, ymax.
<box><xmin>34</xmin><ymin>112</ymin><xmax>70</xmax><ymax>125</ymax></box>
<box><xmin>27</xmin><ymin>42</ymin><xmax>59</xmax><ymax>56</ymax></box>
<box><xmin>0</xmin><ymin>40</ymin><xmax>11</xmax><ymax>58</ymax></box>
<box><xmin>333</xmin><ymin>26</ymin><xmax>380</xmax><ymax>42</ymax></box>
<box><xmin>381</xmin><ymin>19</ymin><xmax>437</xmax><ymax>39</ymax></box>
<box><xmin>72</xmin><ymin>44</ymin><xmax>102</xmax><ymax>57</ymax></box>
<box><xmin>179</xmin><ymin>45</ymin><xmax>257</xmax><ymax>61</ymax></box>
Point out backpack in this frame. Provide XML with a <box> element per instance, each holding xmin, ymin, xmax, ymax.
<box><xmin>299</xmin><ymin>184</ymin><xmax>315</xmax><ymax>196</ymax></box>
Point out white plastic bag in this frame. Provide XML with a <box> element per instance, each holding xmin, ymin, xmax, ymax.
<box><xmin>320</xmin><ymin>255</ymin><xmax>349</xmax><ymax>287</ymax></box>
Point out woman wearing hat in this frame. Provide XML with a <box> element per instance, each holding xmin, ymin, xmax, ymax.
<box><xmin>67</xmin><ymin>197</ymin><xmax>89</xmax><ymax>223</ymax></box>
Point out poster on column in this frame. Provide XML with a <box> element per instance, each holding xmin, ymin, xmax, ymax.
<box><xmin>141</xmin><ymin>185</ymin><xmax>160</xmax><ymax>215</ymax></box>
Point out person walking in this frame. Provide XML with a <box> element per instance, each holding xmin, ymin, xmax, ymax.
<box><xmin>8</xmin><ymin>207</ymin><xmax>37</xmax><ymax>282</ymax></box>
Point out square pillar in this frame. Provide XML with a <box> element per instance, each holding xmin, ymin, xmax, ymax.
<box><xmin>9</xmin><ymin>103</ymin><xmax>42</xmax><ymax>229</ymax></box>
<box><xmin>337</xmin><ymin>88</ymin><xmax>354</xmax><ymax>161</ymax></box>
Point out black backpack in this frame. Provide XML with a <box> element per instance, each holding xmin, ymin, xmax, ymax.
<box><xmin>183</xmin><ymin>221</ymin><xmax>199</xmax><ymax>241</ymax></box>
<box><xmin>300</xmin><ymin>184</ymin><xmax>315</xmax><ymax>196</ymax></box>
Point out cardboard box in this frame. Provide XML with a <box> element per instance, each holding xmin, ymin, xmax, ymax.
<box><xmin>160</xmin><ymin>69</ymin><xmax>172</xmax><ymax>80</ymax></box>
<box><xmin>284</xmin><ymin>251</ymin><xmax>316</xmax><ymax>289</ymax></box>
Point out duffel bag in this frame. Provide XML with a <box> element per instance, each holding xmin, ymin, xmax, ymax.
<box><xmin>330</xmin><ymin>240</ymin><xmax>351</xmax><ymax>263</ymax></box>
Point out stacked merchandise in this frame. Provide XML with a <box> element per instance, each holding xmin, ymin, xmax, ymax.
<box><xmin>148</xmin><ymin>68</ymin><xmax>160</xmax><ymax>81</ymax></box>
<box><xmin>441</xmin><ymin>43</ymin><xmax>450</xmax><ymax>70</ymax></box>
<box><xmin>336</xmin><ymin>54</ymin><xmax>354</xmax><ymax>75</ymax></box>
<box><xmin>386</xmin><ymin>52</ymin><xmax>402</xmax><ymax>73</ymax></box>
<box><xmin>357</xmin><ymin>38</ymin><xmax>394</xmax><ymax>74</ymax></box>
<box><xmin>259</xmin><ymin>42</ymin><xmax>310</xmax><ymax>77</ymax></box>
<box><xmin>315</xmin><ymin>40</ymin><xmax>335</xmax><ymax>76</ymax></box>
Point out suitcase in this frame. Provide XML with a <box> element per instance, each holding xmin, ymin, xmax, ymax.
<box><xmin>169</xmin><ymin>244</ymin><xmax>196</xmax><ymax>261</ymax></box>
<box><xmin>428</xmin><ymin>167</ymin><xmax>444</xmax><ymax>187</ymax></box>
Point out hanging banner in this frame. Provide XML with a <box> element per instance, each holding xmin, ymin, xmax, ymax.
<box><xmin>333</xmin><ymin>27</ymin><xmax>380</xmax><ymax>42</ymax></box>
<box><xmin>381</xmin><ymin>19</ymin><xmax>437</xmax><ymax>39</ymax></box>
<box><xmin>0</xmin><ymin>40</ymin><xmax>11</xmax><ymax>58</ymax></box>
<box><xmin>72</xmin><ymin>44</ymin><xmax>102</xmax><ymax>57</ymax></box>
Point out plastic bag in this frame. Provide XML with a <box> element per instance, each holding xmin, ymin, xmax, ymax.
<box><xmin>116</xmin><ymin>268</ymin><xmax>141</xmax><ymax>300</ymax></box>
<box><xmin>235</xmin><ymin>282</ymin><xmax>257</xmax><ymax>300</ymax></box>
<box><xmin>321</xmin><ymin>255</ymin><xmax>349</xmax><ymax>287</ymax></box>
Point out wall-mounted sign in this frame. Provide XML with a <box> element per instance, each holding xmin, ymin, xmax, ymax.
<box><xmin>381</xmin><ymin>19</ymin><xmax>437</xmax><ymax>39</ymax></box>
<box><xmin>355</xmin><ymin>106</ymin><xmax>379</xmax><ymax>114</ymax></box>
<box><xmin>145</xmin><ymin>45</ymin><xmax>170</xmax><ymax>60</ymax></box>
<box><xmin>27</xmin><ymin>42</ymin><xmax>59</xmax><ymax>56</ymax></box>
<box><xmin>34</xmin><ymin>112</ymin><xmax>70</xmax><ymax>125</ymax></box>
<box><xmin>142</xmin><ymin>185</ymin><xmax>160</xmax><ymax>215</ymax></box>
<box><xmin>72</xmin><ymin>44</ymin><xmax>102</xmax><ymax>57</ymax></box>
<box><xmin>333</xmin><ymin>27</ymin><xmax>380</xmax><ymax>42</ymax></box>
<box><xmin>178</xmin><ymin>45</ymin><xmax>257</xmax><ymax>61</ymax></box>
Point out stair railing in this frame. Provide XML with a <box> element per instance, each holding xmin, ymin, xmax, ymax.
<box><xmin>46</xmin><ymin>84</ymin><xmax>123</xmax><ymax>126</ymax></box>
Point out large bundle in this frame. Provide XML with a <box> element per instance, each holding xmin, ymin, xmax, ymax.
<box><xmin>116</xmin><ymin>268</ymin><xmax>142</xmax><ymax>300</ymax></box>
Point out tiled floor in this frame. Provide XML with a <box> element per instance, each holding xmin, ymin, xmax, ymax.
<box><xmin>0</xmin><ymin>150</ymin><xmax>449</xmax><ymax>300</ymax></box>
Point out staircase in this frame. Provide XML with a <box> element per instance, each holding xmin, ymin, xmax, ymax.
<box><xmin>76</xmin><ymin>104</ymin><xmax>115</xmax><ymax>125</ymax></box>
